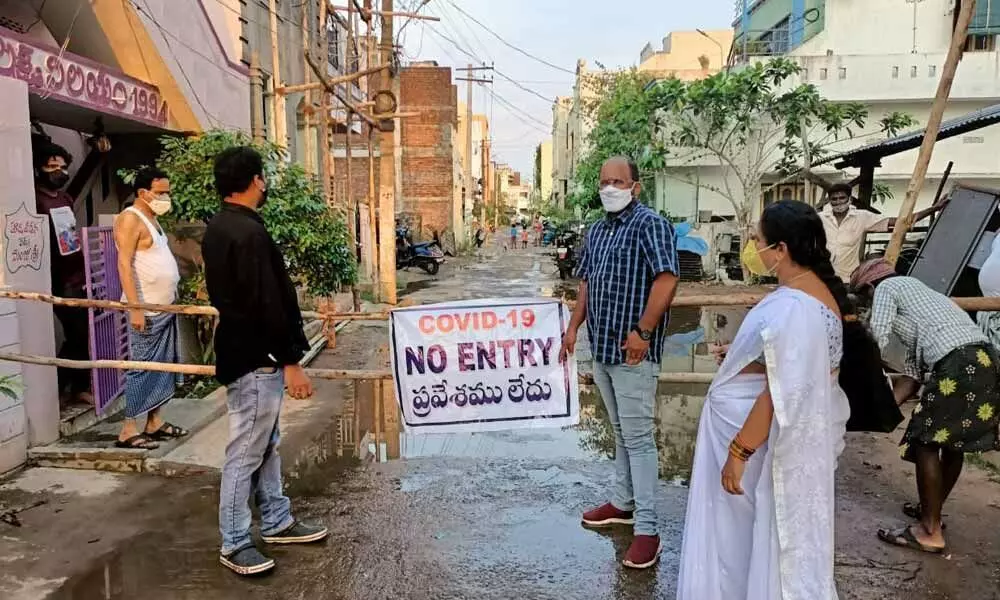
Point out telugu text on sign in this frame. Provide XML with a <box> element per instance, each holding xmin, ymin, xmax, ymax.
<box><xmin>0</xmin><ymin>29</ymin><xmax>169</xmax><ymax>128</ymax></box>
<box><xmin>4</xmin><ymin>203</ymin><xmax>44</xmax><ymax>274</ymax></box>
<box><xmin>390</xmin><ymin>299</ymin><xmax>580</xmax><ymax>434</ymax></box>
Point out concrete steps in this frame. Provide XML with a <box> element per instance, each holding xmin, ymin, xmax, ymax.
<box><xmin>28</xmin><ymin>320</ymin><xmax>333</xmax><ymax>474</ymax></box>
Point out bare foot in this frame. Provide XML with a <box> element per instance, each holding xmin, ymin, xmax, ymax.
<box><xmin>75</xmin><ymin>391</ymin><xmax>95</xmax><ymax>406</ymax></box>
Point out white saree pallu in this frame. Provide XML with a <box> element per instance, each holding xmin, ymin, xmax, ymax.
<box><xmin>677</xmin><ymin>287</ymin><xmax>849</xmax><ymax>600</ymax></box>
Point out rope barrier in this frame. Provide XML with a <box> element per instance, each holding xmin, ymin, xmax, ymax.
<box><xmin>0</xmin><ymin>286</ymin><xmax>996</xmax><ymax>388</ymax></box>
<box><xmin>8</xmin><ymin>288</ymin><xmax>1000</xmax><ymax>318</ymax></box>
<box><xmin>0</xmin><ymin>352</ymin><xmax>715</xmax><ymax>384</ymax></box>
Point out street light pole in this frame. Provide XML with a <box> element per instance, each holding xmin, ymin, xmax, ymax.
<box><xmin>696</xmin><ymin>29</ymin><xmax>726</xmax><ymax>71</ymax></box>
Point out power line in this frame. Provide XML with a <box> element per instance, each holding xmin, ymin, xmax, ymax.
<box><xmin>129</xmin><ymin>1</ymin><xmax>249</xmax><ymax>87</ymax></box>
<box><xmin>437</xmin><ymin>1</ymin><xmax>492</xmax><ymax>63</ymax></box>
<box><xmin>483</xmin><ymin>84</ymin><xmax>551</xmax><ymax>133</ymax></box>
<box><xmin>435</xmin><ymin>2</ymin><xmax>482</xmax><ymax>67</ymax></box>
<box><xmin>445</xmin><ymin>1</ymin><xmax>575</xmax><ymax>75</ymax></box>
<box><xmin>39</xmin><ymin>0</ymin><xmax>86</xmax><ymax>100</ymax></box>
<box><xmin>121</xmin><ymin>0</ymin><xmax>154</xmax><ymax>79</ymax></box>
<box><xmin>494</xmin><ymin>70</ymin><xmax>552</xmax><ymax>104</ymax></box>
<box><xmin>134</xmin><ymin>0</ymin><xmax>224</xmax><ymax>127</ymax></box>
<box><xmin>425</xmin><ymin>26</ymin><xmax>551</xmax><ymax>107</ymax></box>
<box><xmin>424</xmin><ymin>26</ymin><xmax>552</xmax><ymax>138</ymax></box>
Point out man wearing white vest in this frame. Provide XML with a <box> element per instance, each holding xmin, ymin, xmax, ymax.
<box><xmin>112</xmin><ymin>167</ymin><xmax>185</xmax><ymax>449</ymax></box>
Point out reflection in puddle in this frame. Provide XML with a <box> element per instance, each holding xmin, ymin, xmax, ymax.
<box><xmin>577</xmin><ymin>383</ymin><xmax>705</xmax><ymax>482</ymax></box>
<box><xmin>401</xmin><ymin>279</ymin><xmax>435</xmax><ymax>295</ymax></box>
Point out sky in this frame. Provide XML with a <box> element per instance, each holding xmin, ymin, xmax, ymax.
<box><xmin>399</xmin><ymin>0</ymin><xmax>734</xmax><ymax>182</ymax></box>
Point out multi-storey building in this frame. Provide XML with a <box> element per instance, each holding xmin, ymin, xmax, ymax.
<box><xmin>658</xmin><ymin>0</ymin><xmax>1000</xmax><ymax>222</ymax></box>
<box><xmin>552</xmin><ymin>31</ymin><xmax>733</xmax><ymax>207</ymax></box>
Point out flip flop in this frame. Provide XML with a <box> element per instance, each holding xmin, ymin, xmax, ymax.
<box><xmin>114</xmin><ymin>433</ymin><xmax>160</xmax><ymax>450</ymax></box>
<box><xmin>877</xmin><ymin>525</ymin><xmax>945</xmax><ymax>554</ymax></box>
<box><xmin>148</xmin><ymin>422</ymin><xmax>189</xmax><ymax>440</ymax></box>
<box><xmin>902</xmin><ymin>502</ymin><xmax>947</xmax><ymax>529</ymax></box>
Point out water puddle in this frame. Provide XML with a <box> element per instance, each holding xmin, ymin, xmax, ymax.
<box><xmin>400</xmin><ymin>278</ymin><xmax>435</xmax><ymax>295</ymax></box>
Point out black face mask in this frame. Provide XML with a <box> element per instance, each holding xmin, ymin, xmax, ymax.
<box><xmin>39</xmin><ymin>171</ymin><xmax>69</xmax><ymax>190</ymax></box>
<box><xmin>257</xmin><ymin>188</ymin><xmax>269</xmax><ymax>210</ymax></box>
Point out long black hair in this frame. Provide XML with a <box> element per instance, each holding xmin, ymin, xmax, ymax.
<box><xmin>760</xmin><ymin>200</ymin><xmax>854</xmax><ymax>326</ymax></box>
<box><xmin>760</xmin><ymin>200</ymin><xmax>898</xmax><ymax>431</ymax></box>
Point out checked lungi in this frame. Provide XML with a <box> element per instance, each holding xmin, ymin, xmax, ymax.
<box><xmin>124</xmin><ymin>312</ymin><xmax>181</xmax><ymax>419</ymax></box>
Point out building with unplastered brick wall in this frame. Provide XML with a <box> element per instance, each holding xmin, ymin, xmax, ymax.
<box><xmin>399</xmin><ymin>62</ymin><xmax>459</xmax><ymax>241</ymax></box>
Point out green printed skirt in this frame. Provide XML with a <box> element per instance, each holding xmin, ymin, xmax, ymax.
<box><xmin>901</xmin><ymin>343</ymin><xmax>1000</xmax><ymax>462</ymax></box>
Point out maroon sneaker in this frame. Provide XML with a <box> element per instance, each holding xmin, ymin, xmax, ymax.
<box><xmin>623</xmin><ymin>534</ymin><xmax>662</xmax><ymax>569</ymax></box>
<box><xmin>581</xmin><ymin>503</ymin><xmax>634</xmax><ymax>527</ymax></box>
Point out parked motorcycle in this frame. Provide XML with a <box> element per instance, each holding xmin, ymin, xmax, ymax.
<box><xmin>541</xmin><ymin>223</ymin><xmax>558</xmax><ymax>246</ymax></box>
<box><xmin>396</xmin><ymin>227</ymin><xmax>446</xmax><ymax>275</ymax></box>
<box><xmin>554</xmin><ymin>228</ymin><xmax>581</xmax><ymax>280</ymax></box>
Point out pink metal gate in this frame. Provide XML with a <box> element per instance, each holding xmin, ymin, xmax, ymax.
<box><xmin>82</xmin><ymin>226</ymin><xmax>128</xmax><ymax>415</ymax></box>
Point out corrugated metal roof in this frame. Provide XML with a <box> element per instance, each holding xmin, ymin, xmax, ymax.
<box><xmin>817</xmin><ymin>103</ymin><xmax>1000</xmax><ymax>169</ymax></box>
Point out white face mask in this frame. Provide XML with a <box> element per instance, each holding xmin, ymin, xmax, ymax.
<box><xmin>147</xmin><ymin>193</ymin><xmax>172</xmax><ymax>216</ymax></box>
<box><xmin>599</xmin><ymin>185</ymin><xmax>634</xmax><ymax>213</ymax></box>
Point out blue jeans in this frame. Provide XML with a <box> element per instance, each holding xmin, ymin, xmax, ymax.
<box><xmin>592</xmin><ymin>360</ymin><xmax>659</xmax><ymax>536</ymax></box>
<box><xmin>219</xmin><ymin>369</ymin><xmax>294</xmax><ymax>555</ymax></box>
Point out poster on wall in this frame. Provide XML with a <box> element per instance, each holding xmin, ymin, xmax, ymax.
<box><xmin>3</xmin><ymin>203</ymin><xmax>45</xmax><ymax>273</ymax></box>
<box><xmin>390</xmin><ymin>298</ymin><xmax>580</xmax><ymax>435</ymax></box>
<box><xmin>48</xmin><ymin>206</ymin><xmax>80</xmax><ymax>256</ymax></box>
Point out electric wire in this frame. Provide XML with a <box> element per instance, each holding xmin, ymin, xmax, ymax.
<box><xmin>444</xmin><ymin>0</ymin><xmax>575</xmax><ymax>75</ymax></box>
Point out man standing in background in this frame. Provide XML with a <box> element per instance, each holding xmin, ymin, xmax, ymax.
<box><xmin>821</xmin><ymin>183</ymin><xmax>947</xmax><ymax>281</ymax></box>
<box><xmin>560</xmin><ymin>156</ymin><xmax>679</xmax><ymax>570</ymax></box>
<box><xmin>112</xmin><ymin>167</ymin><xmax>185</xmax><ymax>450</ymax></box>
<box><xmin>32</xmin><ymin>139</ymin><xmax>92</xmax><ymax>408</ymax></box>
<box><xmin>203</xmin><ymin>147</ymin><xmax>327</xmax><ymax>576</ymax></box>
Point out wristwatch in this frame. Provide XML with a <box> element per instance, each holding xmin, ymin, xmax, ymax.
<box><xmin>632</xmin><ymin>325</ymin><xmax>653</xmax><ymax>341</ymax></box>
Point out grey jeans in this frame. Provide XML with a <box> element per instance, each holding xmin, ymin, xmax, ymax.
<box><xmin>219</xmin><ymin>368</ymin><xmax>295</xmax><ymax>554</ymax></box>
<box><xmin>592</xmin><ymin>360</ymin><xmax>659</xmax><ymax>535</ymax></box>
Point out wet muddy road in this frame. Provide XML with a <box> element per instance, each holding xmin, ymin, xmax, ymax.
<box><xmin>11</xmin><ymin>242</ymin><xmax>1000</xmax><ymax>599</ymax></box>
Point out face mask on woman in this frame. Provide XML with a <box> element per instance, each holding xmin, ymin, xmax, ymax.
<box><xmin>741</xmin><ymin>239</ymin><xmax>779</xmax><ymax>276</ymax></box>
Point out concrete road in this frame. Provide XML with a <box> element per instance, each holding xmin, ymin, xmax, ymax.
<box><xmin>2</xmin><ymin>240</ymin><xmax>1000</xmax><ymax>599</ymax></box>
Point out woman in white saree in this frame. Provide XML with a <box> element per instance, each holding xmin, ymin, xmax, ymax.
<box><xmin>677</xmin><ymin>201</ymin><xmax>852</xmax><ymax>600</ymax></box>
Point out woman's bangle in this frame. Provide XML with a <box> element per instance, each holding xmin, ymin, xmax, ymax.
<box><xmin>728</xmin><ymin>444</ymin><xmax>749</xmax><ymax>462</ymax></box>
<box><xmin>728</xmin><ymin>442</ymin><xmax>749</xmax><ymax>462</ymax></box>
<box><xmin>729</xmin><ymin>434</ymin><xmax>756</xmax><ymax>462</ymax></box>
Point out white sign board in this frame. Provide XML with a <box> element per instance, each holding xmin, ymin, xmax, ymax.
<box><xmin>3</xmin><ymin>203</ymin><xmax>44</xmax><ymax>273</ymax></box>
<box><xmin>390</xmin><ymin>298</ymin><xmax>580</xmax><ymax>434</ymax></box>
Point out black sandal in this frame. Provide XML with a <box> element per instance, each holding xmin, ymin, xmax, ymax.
<box><xmin>148</xmin><ymin>422</ymin><xmax>189</xmax><ymax>440</ymax></box>
<box><xmin>877</xmin><ymin>525</ymin><xmax>945</xmax><ymax>554</ymax></box>
<box><xmin>902</xmin><ymin>502</ymin><xmax>947</xmax><ymax>529</ymax></box>
<box><xmin>114</xmin><ymin>433</ymin><xmax>160</xmax><ymax>450</ymax></box>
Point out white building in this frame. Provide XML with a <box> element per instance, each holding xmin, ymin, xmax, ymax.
<box><xmin>658</xmin><ymin>0</ymin><xmax>1000</xmax><ymax>223</ymax></box>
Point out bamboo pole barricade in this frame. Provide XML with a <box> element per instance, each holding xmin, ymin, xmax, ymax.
<box><xmin>7</xmin><ymin>289</ymin><xmax>1000</xmax><ymax>322</ymax></box>
<box><xmin>2</xmin><ymin>287</ymin><xmax>1000</xmax><ymax>386</ymax></box>
<box><xmin>0</xmin><ymin>352</ymin><xmax>715</xmax><ymax>385</ymax></box>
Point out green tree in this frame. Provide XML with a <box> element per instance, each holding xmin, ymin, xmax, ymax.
<box><xmin>120</xmin><ymin>130</ymin><xmax>356</xmax><ymax>297</ymax></box>
<box><xmin>649</xmin><ymin>58</ymin><xmax>916</xmax><ymax>228</ymax></box>
<box><xmin>570</xmin><ymin>59</ymin><xmax>916</xmax><ymax>227</ymax></box>
<box><xmin>568</xmin><ymin>68</ymin><xmax>660</xmax><ymax>210</ymax></box>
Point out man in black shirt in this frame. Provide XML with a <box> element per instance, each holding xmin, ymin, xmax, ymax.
<box><xmin>203</xmin><ymin>146</ymin><xmax>327</xmax><ymax>576</ymax></box>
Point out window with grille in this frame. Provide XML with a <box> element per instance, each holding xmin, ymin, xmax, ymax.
<box><xmin>967</xmin><ymin>34</ymin><xmax>997</xmax><ymax>52</ymax></box>
<box><xmin>328</xmin><ymin>22</ymin><xmax>341</xmax><ymax>69</ymax></box>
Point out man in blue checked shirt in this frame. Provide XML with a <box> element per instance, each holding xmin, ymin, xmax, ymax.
<box><xmin>559</xmin><ymin>156</ymin><xmax>679</xmax><ymax>570</ymax></box>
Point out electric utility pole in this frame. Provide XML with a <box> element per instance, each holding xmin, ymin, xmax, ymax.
<box><xmin>455</xmin><ymin>65</ymin><xmax>493</xmax><ymax>235</ymax></box>
<box><xmin>376</xmin><ymin>0</ymin><xmax>397</xmax><ymax>304</ymax></box>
